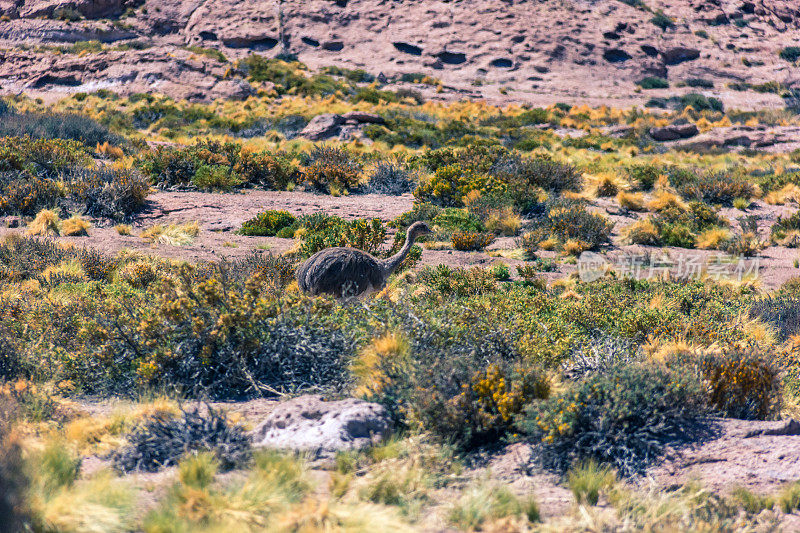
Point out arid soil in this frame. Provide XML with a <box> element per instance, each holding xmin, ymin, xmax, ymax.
<box><xmin>6</xmin><ymin>189</ymin><xmax>797</xmax><ymax>289</ymax></box>
<box><xmin>1</xmin><ymin>0</ymin><xmax>799</xmax><ymax>109</ymax></box>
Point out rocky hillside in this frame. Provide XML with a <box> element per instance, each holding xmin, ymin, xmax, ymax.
<box><xmin>1</xmin><ymin>0</ymin><xmax>800</xmax><ymax>106</ymax></box>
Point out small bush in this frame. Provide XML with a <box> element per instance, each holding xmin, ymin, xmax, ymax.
<box><xmin>685</xmin><ymin>78</ymin><xmax>714</xmax><ymax>88</ymax></box>
<box><xmin>779</xmin><ymin>47</ymin><xmax>800</xmax><ymax>63</ymax></box>
<box><xmin>671</xmin><ymin>347</ymin><xmax>781</xmax><ymax>420</ymax></box>
<box><xmin>528</xmin><ymin>200</ymin><xmax>614</xmax><ymax>251</ymax></box>
<box><xmin>678</xmin><ymin>171</ymin><xmax>756</xmax><ymax>206</ymax></box>
<box><xmin>365</xmin><ymin>160</ymin><xmax>417</xmax><ymax>195</ymax></box>
<box><xmin>239</xmin><ymin>210</ymin><xmax>296</xmax><ymax>236</ymax></box>
<box><xmin>191</xmin><ymin>164</ymin><xmax>243</xmax><ymax>191</ymax></box>
<box><xmin>451</xmin><ymin>231</ymin><xmax>494</xmax><ymax>251</ymax></box>
<box><xmin>304</xmin><ymin>145</ymin><xmax>362</xmax><ymax>193</ymax></box>
<box><xmin>651</xmin><ymin>10</ymin><xmax>674</xmax><ymax>30</ymax></box>
<box><xmin>432</xmin><ymin>208</ymin><xmax>485</xmax><ymax>234</ymax></box>
<box><xmin>112</xmin><ymin>406</ymin><xmax>251</xmax><ymax>473</ymax></box>
<box><xmin>519</xmin><ymin>363</ymin><xmax>708</xmax><ymax>476</ymax></box>
<box><xmin>0</xmin><ymin>112</ymin><xmax>124</xmax><ymax>146</ymax></box>
<box><xmin>626</xmin><ymin>165</ymin><xmax>661</xmax><ymax>191</ymax></box>
<box><xmin>637</xmin><ymin>77</ymin><xmax>669</xmax><ymax>89</ymax></box>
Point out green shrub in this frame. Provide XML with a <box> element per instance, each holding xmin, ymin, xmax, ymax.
<box><xmin>684</xmin><ymin>78</ymin><xmax>714</xmax><ymax>88</ymax></box>
<box><xmin>298</xmin><ymin>217</ymin><xmax>386</xmax><ymax>257</ymax></box>
<box><xmin>391</xmin><ymin>202</ymin><xmax>442</xmax><ymax>230</ymax></box>
<box><xmin>519</xmin><ymin>363</ymin><xmax>707</xmax><ymax>476</ymax></box>
<box><xmin>626</xmin><ymin>164</ymin><xmax>661</xmax><ymax>191</ymax></box>
<box><xmin>365</xmin><ymin>160</ymin><xmax>416</xmax><ymax>195</ymax></box>
<box><xmin>650</xmin><ymin>10</ymin><xmax>674</xmax><ymax>30</ymax></box>
<box><xmin>0</xmin><ymin>112</ymin><xmax>124</xmax><ymax>146</ymax></box>
<box><xmin>239</xmin><ymin>210</ymin><xmax>297</xmax><ymax>236</ymax></box>
<box><xmin>671</xmin><ymin>347</ymin><xmax>782</xmax><ymax>420</ymax></box>
<box><xmin>303</xmin><ymin>145</ymin><xmax>362</xmax><ymax>193</ymax></box>
<box><xmin>526</xmin><ymin>200</ymin><xmax>614</xmax><ymax>251</ymax></box>
<box><xmin>678</xmin><ymin>171</ymin><xmax>756</xmax><ymax>205</ymax></box>
<box><xmin>432</xmin><ymin>208</ymin><xmax>485</xmax><ymax>234</ymax></box>
<box><xmin>416</xmin><ymin>265</ymin><xmax>498</xmax><ymax>297</ymax></box>
<box><xmin>191</xmin><ymin>164</ymin><xmax>243</xmax><ymax>191</ymax></box>
<box><xmin>415</xmin><ymin>164</ymin><xmax>478</xmax><ymax>207</ymax></box>
<box><xmin>112</xmin><ymin>406</ymin><xmax>251</xmax><ymax>473</ymax></box>
<box><xmin>637</xmin><ymin>77</ymin><xmax>669</xmax><ymax>89</ymax></box>
<box><xmin>681</xmin><ymin>93</ymin><xmax>724</xmax><ymax>112</ymax></box>
<box><xmin>779</xmin><ymin>47</ymin><xmax>800</xmax><ymax>63</ymax></box>
<box><xmin>451</xmin><ymin>231</ymin><xmax>494</xmax><ymax>251</ymax></box>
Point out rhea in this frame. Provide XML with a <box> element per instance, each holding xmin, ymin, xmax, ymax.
<box><xmin>296</xmin><ymin>221</ymin><xmax>432</xmax><ymax>299</ymax></box>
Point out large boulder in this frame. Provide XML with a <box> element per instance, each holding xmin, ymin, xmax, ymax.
<box><xmin>661</xmin><ymin>47</ymin><xmax>700</xmax><ymax>65</ymax></box>
<box><xmin>300</xmin><ymin>113</ymin><xmax>346</xmax><ymax>140</ymax></box>
<box><xmin>649</xmin><ymin>123</ymin><xmax>699</xmax><ymax>141</ymax></box>
<box><xmin>251</xmin><ymin>395</ymin><xmax>392</xmax><ymax>457</ymax></box>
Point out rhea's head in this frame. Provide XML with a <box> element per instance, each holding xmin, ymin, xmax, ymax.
<box><xmin>407</xmin><ymin>221</ymin><xmax>433</xmax><ymax>241</ymax></box>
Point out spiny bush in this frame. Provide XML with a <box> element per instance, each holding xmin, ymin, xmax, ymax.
<box><xmin>391</xmin><ymin>202</ymin><xmax>442</xmax><ymax>230</ymax></box>
<box><xmin>112</xmin><ymin>406</ymin><xmax>251</xmax><ymax>473</ymax></box>
<box><xmin>626</xmin><ymin>164</ymin><xmax>661</xmax><ymax>191</ymax></box>
<box><xmin>303</xmin><ymin>145</ymin><xmax>363</xmax><ymax>193</ymax></box>
<box><xmin>365</xmin><ymin>160</ymin><xmax>417</xmax><ymax>195</ymax></box>
<box><xmin>65</xmin><ymin>266</ymin><xmax>355</xmax><ymax>398</ymax></box>
<box><xmin>749</xmin><ymin>294</ymin><xmax>800</xmax><ymax>340</ymax></box>
<box><xmin>626</xmin><ymin>201</ymin><xmax>727</xmax><ymax>249</ymax></box>
<box><xmin>416</xmin><ymin>265</ymin><xmax>498</xmax><ymax>297</ymax></box>
<box><xmin>671</xmin><ymin>347</ymin><xmax>782</xmax><ymax>420</ymax></box>
<box><xmin>771</xmin><ymin>210</ymin><xmax>800</xmax><ymax>242</ymax></box>
<box><xmin>451</xmin><ymin>231</ymin><xmax>494</xmax><ymax>251</ymax></box>
<box><xmin>136</xmin><ymin>141</ymin><xmax>297</xmax><ymax>191</ymax></box>
<box><xmin>637</xmin><ymin>77</ymin><xmax>669</xmax><ymax>89</ymax></box>
<box><xmin>678</xmin><ymin>171</ymin><xmax>756</xmax><ymax>206</ymax></box>
<box><xmin>522</xmin><ymin>200</ymin><xmax>613</xmax><ymax>252</ymax></box>
<box><xmin>298</xmin><ymin>217</ymin><xmax>386</xmax><ymax>257</ymax></box>
<box><xmin>239</xmin><ymin>210</ymin><xmax>296</xmax><ymax>236</ymax></box>
<box><xmin>61</xmin><ymin>166</ymin><xmax>150</xmax><ymax>220</ymax></box>
<box><xmin>0</xmin><ymin>137</ymin><xmax>90</xmax><ymax>178</ymax></box>
<box><xmin>0</xmin><ymin>111</ymin><xmax>124</xmax><ymax>146</ymax></box>
<box><xmin>780</xmin><ymin>46</ymin><xmax>800</xmax><ymax>63</ymax></box>
<box><xmin>432</xmin><ymin>208</ymin><xmax>485</xmax><ymax>234</ymax></box>
<box><xmin>519</xmin><ymin>363</ymin><xmax>708</xmax><ymax>476</ymax></box>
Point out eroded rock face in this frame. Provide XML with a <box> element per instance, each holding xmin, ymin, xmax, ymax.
<box><xmin>251</xmin><ymin>395</ymin><xmax>392</xmax><ymax>457</ymax></box>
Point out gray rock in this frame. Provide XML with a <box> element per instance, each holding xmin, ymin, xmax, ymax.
<box><xmin>251</xmin><ymin>395</ymin><xmax>392</xmax><ymax>457</ymax></box>
<box><xmin>341</xmin><ymin>111</ymin><xmax>385</xmax><ymax>124</ymax></box>
<box><xmin>649</xmin><ymin>123</ymin><xmax>699</xmax><ymax>141</ymax></box>
<box><xmin>662</xmin><ymin>47</ymin><xmax>700</xmax><ymax>65</ymax></box>
<box><xmin>300</xmin><ymin>113</ymin><xmax>345</xmax><ymax>140</ymax></box>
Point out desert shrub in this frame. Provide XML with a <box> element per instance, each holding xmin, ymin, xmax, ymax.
<box><xmin>678</xmin><ymin>171</ymin><xmax>756</xmax><ymax>205</ymax></box>
<box><xmin>771</xmin><ymin>210</ymin><xmax>800</xmax><ymax>242</ymax></box>
<box><xmin>523</xmin><ymin>200</ymin><xmax>613</xmax><ymax>252</ymax></box>
<box><xmin>191</xmin><ymin>164</ymin><xmax>243</xmax><ymax>191</ymax></box>
<box><xmin>0</xmin><ymin>112</ymin><xmax>124</xmax><ymax>146</ymax></box>
<box><xmin>0</xmin><ymin>137</ymin><xmax>90</xmax><ymax>178</ymax></box>
<box><xmin>519</xmin><ymin>363</ymin><xmax>708</xmax><ymax>476</ymax></box>
<box><xmin>650</xmin><ymin>10</ymin><xmax>674</xmax><ymax>30</ymax></box>
<box><xmin>298</xmin><ymin>217</ymin><xmax>386</xmax><ymax>257</ymax></box>
<box><xmin>416</xmin><ymin>265</ymin><xmax>498</xmax><ymax>297</ymax></box>
<box><xmin>671</xmin><ymin>347</ymin><xmax>781</xmax><ymax>420</ymax></box>
<box><xmin>365</xmin><ymin>160</ymin><xmax>417</xmax><ymax>195</ymax></box>
<box><xmin>637</xmin><ymin>77</ymin><xmax>669</xmax><ymax>89</ymax></box>
<box><xmin>490</xmin><ymin>153</ymin><xmax>582</xmax><ymax>195</ymax></box>
<box><xmin>684</xmin><ymin>78</ymin><xmax>714</xmax><ymax>88</ymax></box>
<box><xmin>780</xmin><ymin>47</ymin><xmax>800</xmax><ymax>63</ymax></box>
<box><xmin>391</xmin><ymin>202</ymin><xmax>442</xmax><ymax>230</ymax></box>
<box><xmin>303</xmin><ymin>145</ymin><xmax>362</xmax><ymax>193</ymax></box>
<box><xmin>61</xmin><ymin>166</ymin><xmax>150</xmax><ymax>220</ymax></box>
<box><xmin>749</xmin><ymin>295</ymin><xmax>800</xmax><ymax>340</ymax></box>
<box><xmin>451</xmin><ymin>231</ymin><xmax>494</xmax><ymax>251</ymax></box>
<box><xmin>626</xmin><ymin>201</ymin><xmax>727</xmax><ymax>248</ymax></box>
<box><xmin>136</xmin><ymin>141</ymin><xmax>296</xmax><ymax>191</ymax></box>
<box><xmin>118</xmin><ymin>261</ymin><xmax>158</xmax><ymax>288</ymax></box>
<box><xmin>0</xmin><ymin>173</ymin><xmax>62</xmax><ymax>217</ymax></box>
<box><xmin>415</xmin><ymin>164</ymin><xmax>477</xmax><ymax>207</ymax></box>
<box><xmin>239</xmin><ymin>210</ymin><xmax>296</xmax><ymax>236</ymax></box>
<box><xmin>432</xmin><ymin>208</ymin><xmax>485</xmax><ymax>234</ymax></box>
<box><xmin>112</xmin><ymin>406</ymin><xmax>251</xmax><ymax>473</ymax></box>
<box><xmin>721</xmin><ymin>216</ymin><xmax>764</xmax><ymax>257</ymax></box>
<box><xmin>681</xmin><ymin>93</ymin><xmax>724</xmax><ymax>112</ymax></box>
<box><xmin>66</xmin><ymin>268</ymin><xmax>354</xmax><ymax>397</ymax></box>
<box><xmin>626</xmin><ymin>164</ymin><xmax>661</xmax><ymax>191</ymax></box>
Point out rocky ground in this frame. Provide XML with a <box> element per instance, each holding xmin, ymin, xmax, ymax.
<box><xmin>1</xmin><ymin>0</ymin><xmax>799</xmax><ymax>109</ymax></box>
<box><xmin>5</xmin><ymin>188</ymin><xmax>798</xmax><ymax>289</ymax></box>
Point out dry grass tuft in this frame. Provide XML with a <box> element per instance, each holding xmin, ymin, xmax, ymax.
<box><xmin>141</xmin><ymin>221</ymin><xmax>200</xmax><ymax>246</ymax></box>
<box><xmin>696</xmin><ymin>228</ymin><xmax>731</xmax><ymax>250</ymax></box>
<box><xmin>114</xmin><ymin>224</ymin><xmax>132</xmax><ymax>236</ymax></box>
<box><xmin>60</xmin><ymin>216</ymin><xmax>91</xmax><ymax>237</ymax></box>
<box><xmin>616</xmin><ymin>191</ymin><xmax>646</xmax><ymax>211</ymax></box>
<box><xmin>27</xmin><ymin>210</ymin><xmax>61</xmax><ymax>236</ymax></box>
<box><xmin>647</xmin><ymin>190</ymin><xmax>687</xmax><ymax>213</ymax></box>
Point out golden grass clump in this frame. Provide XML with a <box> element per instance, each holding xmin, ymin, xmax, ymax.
<box><xmin>60</xmin><ymin>216</ymin><xmax>91</xmax><ymax>237</ymax></box>
<box><xmin>765</xmin><ymin>183</ymin><xmax>800</xmax><ymax>205</ymax></box>
<box><xmin>352</xmin><ymin>331</ymin><xmax>411</xmax><ymax>398</ymax></box>
<box><xmin>27</xmin><ymin>209</ymin><xmax>61</xmax><ymax>236</ymax></box>
<box><xmin>141</xmin><ymin>221</ymin><xmax>200</xmax><ymax>246</ymax></box>
<box><xmin>695</xmin><ymin>228</ymin><xmax>731</xmax><ymax>250</ymax></box>
<box><xmin>647</xmin><ymin>190</ymin><xmax>687</xmax><ymax>213</ymax></box>
<box><xmin>563</xmin><ymin>239</ymin><xmax>591</xmax><ymax>256</ymax></box>
<box><xmin>616</xmin><ymin>191</ymin><xmax>646</xmax><ymax>211</ymax></box>
<box><xmin>623</xmin><ymin>218</ymin><xmax>660</xmax><ymax>245</ymax></box>
<box><xmin>114</xmin><ymin>224</ymin><xmax>132</xmax><ymax>236</ymax></box>
<box><xmin>485</xmin><ymin>207</ymin><xmax>522</xmax><ymax>236</ymax></box>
